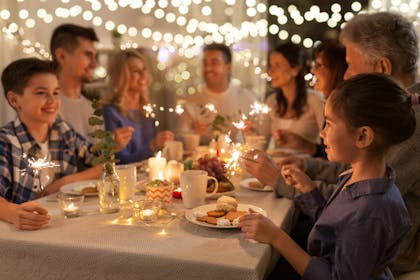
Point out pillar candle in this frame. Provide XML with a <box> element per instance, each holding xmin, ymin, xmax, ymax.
<box><xmin>148</xmin><ymin>151</ymin><xmax>167</xmax><ymax>180</ymax></box>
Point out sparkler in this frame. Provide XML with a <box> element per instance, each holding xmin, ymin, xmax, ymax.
<box><xmin>21</xmin><ymin>153</ymin><xmax>60</xmax><ymax>195</ymax></box>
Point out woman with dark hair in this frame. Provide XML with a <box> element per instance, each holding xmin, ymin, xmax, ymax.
<box><xmin>311</xmin><ymin>41</ymin><xmax>347</xmax><ymax>98</ymax></box>
<box><xmin>259</xmin><ymin>43</ymin><xmax>324</xmax><ymax>155</ymax></box>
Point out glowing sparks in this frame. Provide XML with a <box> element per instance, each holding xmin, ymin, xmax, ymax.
<box><xmin>205</xmin><ymin>103</ymin><xmax>217</xmax><ymax>112</ymax></box>
<box><xmin>20</xmin><ymin>153</ymin><xmax>60</xmax><ymax>194</ymax></box>
<box><xmin>249</xmin><ymin>101</ymin><xmax>270</xmax><ymax>116</ymax></box>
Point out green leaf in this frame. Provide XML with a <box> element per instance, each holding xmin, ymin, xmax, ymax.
<box><xmin>88</xmin><ymin>116</ymin><xmax>104</xmax><ymax>126</ymax></box>
<box><xmin>94</xmin><ymin>108</ymin><xmax>103</xmax><ymax>116</ymax></box>
<box><xmin>90</xmin><ymin>129</ymin><xmax>108</xmax><ymax>138</ymax></box>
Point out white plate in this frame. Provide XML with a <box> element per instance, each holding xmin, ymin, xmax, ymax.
<box><xmin>60</xmin><ymin>180</ymin><xmax>98</xmax><ymax>196</ymax></box>
<box><xmin>207</xmin><ymin>190</ymin><xmax>235</xmax><ymax>199</ymax></box>
<box><xmin>240</xmin><ymin>178</ymin><xmax>273</xmax><ymax>192</ymax></box>
<box><xmin>185</xmin><ymin>203</ymin><xmax>266</xmax><ymax>229</ymax></box>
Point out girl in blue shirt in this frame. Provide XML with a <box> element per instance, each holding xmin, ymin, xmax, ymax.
<box><xmin>239</xmin><ymin>74</ymin><xmax>415</xmax><ymax>280</ymax></box>
<box><xmin>103</xmin><ymin>50</ymin><xmax>173</xmax><ymax>164</ymax></box>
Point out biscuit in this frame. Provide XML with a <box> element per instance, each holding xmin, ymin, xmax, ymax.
<box><xmin>225</xmin><ymin>211</ymin><xmax>247</xmax><ymax>222</ymax></box>
<box><xmin>196</xmin><ymin>216</ymin><xmax>218</xmax><ymax>225</ymax></box>
<box><xmin>205</xmin><ymin>216</ymin><xmax>218</xmax><ymax>225</ymax></box>
<box><xmin>248</xmin><ymin>181</ymin><xmax>263</xmax><ymax>189</ymax></box>
<box><xmin>207</xmin><ymin>210</ymin><xmax>227</xmax><ymax>218</ymax></box>
<box><xmin>82</xmin><ymin>186</ymin><xmax>97</xmax><ymax>194</ymax></box>
<box><xmin>196</xmin><ymin>216</ymin><xmax>209</xmax><ymax>223</ymax></box>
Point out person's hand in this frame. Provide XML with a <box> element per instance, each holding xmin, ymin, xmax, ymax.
<box><xmin>273</xmin><ymin>129</ymin><xmax>316</xmax><ymax>155</ymax></box>
<box><xmin>114</xmin><ymin>126</ymin><xmax>135</xmax><ymax>152</ymax></box>
<box><xmin>281</xmin><ymin>165</ymin><xmax>315</xmax><ymax>193</ymax></box>
<box><xmin>243</xmin><ymin>120</ymin><xmax>256</xmax><ymax>136</ymax></box>
<box><xmin>193</xmin><ymin>121</ymin><xmax>209</xmax><ymax>136</ymax></box>
<box><xmin>278</xmin><ymin>156</ymin><xmax>304</xmax><ymax>170</ymax></box>
<box><xmin>242</xmin><ymin>150</ymin><xmax>279</xmax><ymax>186</ymax></box>
<box><xmin>10</xmin><ymin>201</ymin><xmax>50</xmax><ymax>230</ymax></box>
<box><xmin>238</xmin><ymin>209</ymin><xmax>280</xmax><ymax>243</ymax></box>
<box><xmin>154</xmin><ymin>130</ymin><xmax>174</xmax><ymax>149</ymax></box>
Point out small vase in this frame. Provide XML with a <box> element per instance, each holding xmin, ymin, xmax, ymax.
<box><xmin>98</xmin><ymin>163</ymin><xmax>120</xmax><ymax>214</ymax></box>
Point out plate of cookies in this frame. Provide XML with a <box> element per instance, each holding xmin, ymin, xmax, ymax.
<box><xmin>60</xmin><ymin>180</ymin><xmax>98</xmax><ymax>196</ymax></box>
<box><xmin>240</xmin><ymin>178</ymin><xmax>273</xmax><ymax>192</ymax></box>
<box><xmin>185</xmin><ymin>196</ymin><xmax>266</xmax><ymax>228</ymax></box>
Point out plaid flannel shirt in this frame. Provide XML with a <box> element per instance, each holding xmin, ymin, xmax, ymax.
<box><xmin>0</xmin><ymin>117</ymin><xmax>94</xmax><ymax>203</ymax></box>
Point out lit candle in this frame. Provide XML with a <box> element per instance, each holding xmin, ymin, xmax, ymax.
<box><xmin>63</xmin><ymin>203</ymin><xmax>79</xmax><ymax>218</ymax></box>
<box><xmin>139</xmin><ymin>209</ymin><xmax>156</xmax><ymax>221</ymax></box>
<box><xmin>172</xmin><ymin>187</ymin><xmax>182</xmax><ymax>199</ymax></box>
<box><xmin>148</xmin><ymin>151</ymin><xmax>167</xmax><ymax>180</ymax></box>
<box><xmin>166</xmin><ymin>160</ymin><xmax>184</xmax><ymax>184</ymax></box>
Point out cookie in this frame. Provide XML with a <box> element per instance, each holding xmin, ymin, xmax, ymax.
<box><xmin>196</xmin><ymin>216</ymin><xmax>209</xmax><ymax>223</ymax></box>
<box><xmin>225</xmin><ymin>211</ymin><xmax>247</xmax><ymax>222</ymax></box>
<box><xmin>196</xmin><ymin>216</ymin><xmax>218</xmax><ymax>225</ymax></box>
<box><xmin>82</xmin><ymin>186</ymin><xmax>97</xmax><ymax>194</ymax></box>
<box><xmin>248</xmin><ymin>181</ymin><xmax>263</xmax><ymax>189</ymax></box>
<box><xmin>207</xmin><ymin>210</ymin><xmax>226</xmax><ymax>218</ymax></box>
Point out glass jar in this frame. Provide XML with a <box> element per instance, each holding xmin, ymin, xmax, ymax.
<box><xmin>98</xmin><ymin>163</ymin><xmax>120</xmax><ymax>214</ymax></box>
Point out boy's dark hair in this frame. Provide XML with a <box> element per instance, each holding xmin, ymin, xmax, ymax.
<box><xmin>50</xmin><ymin>23</ymin><xmax>98</xmax><ymax>63</ymax></box>
<box><xmin>329</xmin><ymin>73</ymin><xmax>416</xmax><ymax>150</ymax></box>
<box><xmin>1</xmin><ymin>58</ymin><xmax>56</xmax><ymax>98</ymax></box>
<box><xmin>203</xmin><ymin>43</ymin><xmax>232</xmax><ymax>63</ymax></box>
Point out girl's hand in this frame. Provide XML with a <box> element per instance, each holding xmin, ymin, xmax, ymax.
<box><xmin>281</xmin><ymin>165</ymin><xmax>315</xmax><ymax>193</ymax></box>
<box><xmin>11</xmin><ymin>201</ymin><xmax>50</xmax><ymax>230</ymax></box>
<box><xmin>238</xmin><ymin>209</ymin><xmax>280</xmax><ymax>244</ymax></box>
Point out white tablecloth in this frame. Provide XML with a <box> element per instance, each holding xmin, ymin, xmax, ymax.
<box><xmin>0</xmin><ymin>180</ymin><xmax>296</xmax><ymax>280</ymax></box>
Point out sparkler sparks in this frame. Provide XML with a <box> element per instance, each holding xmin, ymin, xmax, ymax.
<box><xmin>21</xmin><ymin>153</ymin><xmax>60</xmax><ymax>194</ymax></box>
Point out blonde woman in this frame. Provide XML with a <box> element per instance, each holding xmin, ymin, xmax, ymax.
<box><xmin>103</xmin><ymin>49</ymin><xmax>173</xmax><ymax>164</ymax></box>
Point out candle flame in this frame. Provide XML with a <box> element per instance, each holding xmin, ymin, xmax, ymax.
<box><xmin>156</xmin><ymin>151</ymin><xmax>162</xmax><ymax>159</ymax></box>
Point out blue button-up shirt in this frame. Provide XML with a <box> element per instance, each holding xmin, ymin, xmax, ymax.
<box><xmin>0</xmin><ymin>118</ymin><xmax>94</xmax><ymax>203</ymax></box>
<box><xmin>296</xmin><ymin>168</ymin><xmax>411</xmax><ymax>280</ymax></box>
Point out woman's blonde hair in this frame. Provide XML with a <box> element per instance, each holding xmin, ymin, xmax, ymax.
<box><xmin>103</xmin><ymin>49</ymin><xmax>151</xmax><ymax>117</ymax></box>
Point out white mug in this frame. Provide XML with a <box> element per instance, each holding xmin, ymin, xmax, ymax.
<box><xmin>163</xmin><ymin>141</ymin><xmax>183</xmax><ymax>161</ymax></box>
<box><xmin>180</xmin><ymin>170</ymin><xmax>218</xmax><ymax>208</ymax></box>
<box><xmin>181</xmin><ymin>133</ymin><xmax>200</xmax><ymax>152</ymax></box>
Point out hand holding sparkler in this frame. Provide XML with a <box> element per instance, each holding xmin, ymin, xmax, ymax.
<box><xmin>241</xmin><ymin>150</ymin><xmax>279</xmax><ymax>187</ymax></box>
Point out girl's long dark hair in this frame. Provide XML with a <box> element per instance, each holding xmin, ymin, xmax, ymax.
<box><xmin>273</xmin><ymin>43</ymin><xmax>307</xmax><ymax>117</ymax></box>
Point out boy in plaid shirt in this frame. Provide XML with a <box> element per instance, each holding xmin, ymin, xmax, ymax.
<box><xmin>0</xmin><ymin>58</ymin><xmax>101</xmax><ymax>230</ymax></box>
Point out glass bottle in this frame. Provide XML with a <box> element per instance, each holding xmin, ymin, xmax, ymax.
<box><xmin>98</xmin><ymin>162</ymin><xmax>120</xmax><ymax>214</ymax></box>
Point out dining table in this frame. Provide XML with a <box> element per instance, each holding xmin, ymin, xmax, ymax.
<box><xmin>0</xmin><ymin>176</ymin><xmax>296</xmax><ymax>280</ymax></box>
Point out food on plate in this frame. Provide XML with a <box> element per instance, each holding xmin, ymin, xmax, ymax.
<box><xmin>225</xmin><ymin>211</ymin><xmax>248</xmax><ymax>222</ymax></box>
<box><xmin>81</xmin><ymin>185</ymin><xmax>97</xmax><ymax>194</ymax></box>
<box><xmin>207</xmin><ymin>210</ymin><xmax>227</xmax><ymax>218</ymax></box>
<box><xmin>248</xmin><ymin>180</ymin><xmax>263</xmax><ymax>189</ymax></box>
<box><xmin>197</xmin><ymin>216</ymin><xmax>218</xmax><ymax>225</ymax></box>
<box><xmin>216</xmin><ymin>196</ymin><xmax>238</xmax><ymax>212</ymax></box>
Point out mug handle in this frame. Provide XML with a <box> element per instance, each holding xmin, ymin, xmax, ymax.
<box><xmin>205</xmin><ymin>176</ymin><xmax>219</xmax><ymax>198</ymax></box>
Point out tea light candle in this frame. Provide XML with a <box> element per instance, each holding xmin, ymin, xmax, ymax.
<box><xmin>63</xmin><ymin>203</ymin><xmax>79</xmax><ymax>218</ymax></box>
<box><xmin>166</xmin><ymin>160</ymin><xmax>184</xmax><ymax>184</ymax></box>
<box><xmin>148</xmin><ymin>151</ymin><xmax>167</xmax><ymax>180</ymax></box>
<box><xmin>140</xmin><ymin>209</ymin><xmax>156</xmax><ymax>221</ymax></box>
<box><xmin>172</xmin><ymin>187</ymin><xmax>182</xmax><ymax>199</ymax></box>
